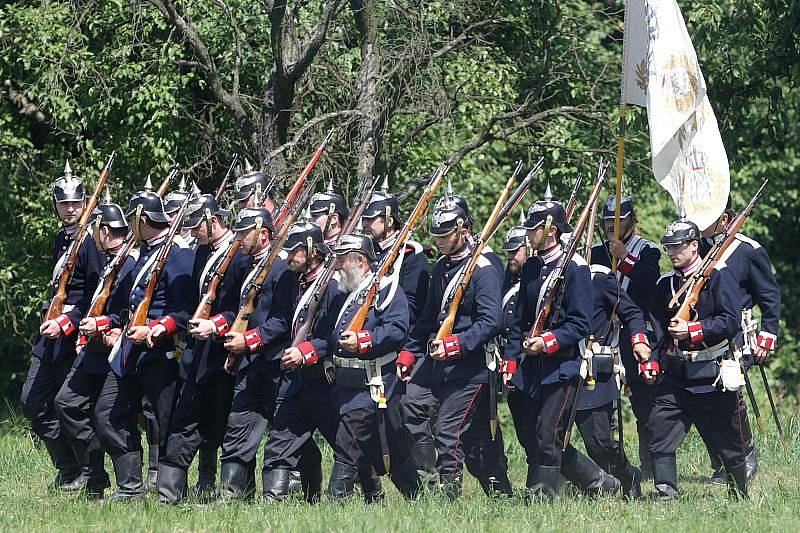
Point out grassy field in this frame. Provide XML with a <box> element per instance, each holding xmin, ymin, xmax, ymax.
<box><xmin>0</xmin><ymin>402</ymin><xmax>798</xmax><ymax>533</ymax></box>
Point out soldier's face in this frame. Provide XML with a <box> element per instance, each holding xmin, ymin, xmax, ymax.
<box><xmin>506</xmin><ymin>246</ymin><xmax>527</xmax><ymax>274</ymax></box>
<box><xmin>287</xmin><ymin>248</ymin><xmax>309</xmax><ymax>272</ymax></box>
<box><xmin>666</xmin><ymin>240</ymin><xmax>698</xmax><ymax>269</ymax></box>
<box><xmin>362</xmin><ymin>216</ymin><xmax>385</xmax><ymax>239</ymax></box>
<box><xmin>237</xmin><ymin>194</ymin><xmax>256</xmax><ymax>210</ymax></box>
<box><xmin>603</xmin><ymin>217</ymin><xmax>633</xmax><ymax>240</ymax></box>
<box><xmin>56</xmin><ymin>201</ymin><xmax>83</xmax><ymax>226</ymax></box>
<box><xmin>235</xmin><ymin>229</ymin><xmax>257</xmax><ymax>255</ymax></box>
<box><xmin>433</xmin><ymin>229</ymin><xmax>464</xmax><ymax>256</ymax></box>
<box><xmin>262</xmin><ymin>196</ymin><xmax>276</xmax><ymax>213</ymax></box>
<box><xmin>191</xmin><ymin>222</ymin><xmax>210</xmax><ymax>245</ymax></box>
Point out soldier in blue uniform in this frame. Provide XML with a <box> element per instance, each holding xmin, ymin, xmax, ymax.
<box><xmin>53</xmin><ymin>196</ymin><xmax>138</xmax><ymax>499</ymax></box>
<box><xmin>215</xmin><ymin>208</ymin><xmax>297</xmax><ymax>501</ymax></box>
<box><xmin>397</xmin><ymin>194</ymin><xmax>511</xmax><ymax>500</ymax></box>
<box><xmin>590</xmin><ymin>195</ymin><xmax>661</xmax><ymax>477</ymax></box>
<box><xmin>157</xmin><ymin>194</ymin><xmax>244</xmax><ymax>503</ymax></box>
<box><xmin>360</xmin><ymin>181</ymin><xmax>433</xmax><ymax>479</ymax></box>
<box><xmin>324</xmin><ymin>234</ymin><xmax>420</xmax><ymax>502</ymax></box>
<box><xmin>93</xmin><ymin>186</ymin><xmax>194</xmax><ymax>501</ymax></box>
<box><xmin>503</xmin><ymin>197</ymin><xmax>620</xmax><ymax>500</ymax></box>
<box><xmin>647</xmin><ymin>218</ymin><xmax>748</xmax><ymax>500</ymax></box>
<box><xmin>309</xmin><ymin>182</ymin><xmax>349</xmax><ymax>246</ymax></box>
<box><xmin>575</xmin><ymin>264</ymin><xmax>652</xmax><ymax>498</ymax></box>
<box><xmin>233</xmin><ymin>159</ymin><xmax>279</xmax><ymax>214</ymax></box>
<box><xmin>22</xmin><ymin>161</ymin><xmax>103</xmax><ymax>493</ymax></box>
<box><xmin>699</xmin><ymin>205</ymin><xmax>781</xmax><ymax>483</ymax></box>
<box><xmin>260</xmin><ymin>221</ymin><xmax>344</xmax><ymax>503</ymax></box>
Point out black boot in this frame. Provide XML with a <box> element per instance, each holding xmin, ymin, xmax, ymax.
<box><xmin>638</xmin><ymin>435</ymin><xmax>653</xmax><ymax>480</ymax></box>
<box><xmin>412</xmin><ymin>442</ymin><xmax>438</xmax><ymax>490</ymax></box>
<box><xmin>157</xmin><ymin>463</ymin><xmax>188</xmax><ymax>505</ymax></box>
<box><xmin>301</xmin><ymin>464</ymin><xmax>323</xmax><ymax>504</ymax></box>
<box><xmin>195</xmin><ymin>446</ymin><xmax>217</xmax><ymax>496</ymax></box>
<box><xmin>389</xmin><ymin>459</ymin><xmax>422</xmax><ymax>500</ymax></box>
<box><xmin>439</xmin><ymin>473</ymin><xmax>462</xmax><ymax>501</ymax></box>
<box><xmin>109</xmin><ymin>452</ymin><xmax>146</xmax><ymax>502</ymax></box>
<box><xmin>525</xmin><ymin>465</ymin><xmax>561</xmax><ymax>502</ymax></box>
<box><xmin>43</xmin><ymin>438</ymin><xmax>82</xmax><ymax>491</ymax></box>
<box><xmin>287</xmin><ymin>470</ymin><xmax>302</xmax><ymax>495</ymax></box>
<box><xmin>327</xmin><ymin>462</ymin><xmax>358</xmax><ymax>503</ymax></box>
<box><xmin>726</xmin><ymin>461</ymin><xmax>748</xmax><ymax>499</ymax></box>
<box><xmin>145</xmin><ymin>445</ymin><xmax>158</xmax><ymax>493</ymax></box>
<box><xmin>359</xmin><ymin>468</ymin><xmax>385</xmax><ymax>504</ymax></box>
<box><xmin>478</xmin><ymin>472</ymin><xmax>514</xmax><ymax>499</ymax></box>
<box><xmin>652</xmin><ymin>453</ymin><xmax>679</xmax><ymax>501</ymax></box>
<box><xmin>72</xmin><ymin>436</ymin><xmax>110</xmax><ymax>499</ymax></box>
<box><xmin>745</xmin><ymin>444</ymin><xmax>759</xmax><ymax>481</ymax></box>
<box><xmin>262</xmin><ymin>469</ymin><xmax>290</xmax><ymax>503</ymax></box>
<box><xmin>561</xmin><ymin>451</ymin><xmax>621</xmax><ymax>497</ymax></box>
<box><xmin>614</xmin><ymin>463</ymin><xmax>643</xmax><ymax>500</ymax></box>
<box><xmin>219</xmin><ymin>461</ymin><xmax>249</xmax><ymax>501</ymax></box>
<box><xmin>708</xmin><ymin>452</ymin><xmax>726</xmax><ymax>485</ymax></box>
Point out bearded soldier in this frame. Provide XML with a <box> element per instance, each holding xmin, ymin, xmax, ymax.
<box><xmin>360</xmin><ymin>181</ymin><xmax>432</xmax><ymax>479</ymax></box>
<box><xmin>647</xmin><ymin>218</ymin><xmax>747</xmax><ymax>499</ymax></box>
<box><xmin>53</xmin><ymin>195</ymin><xmax>138</xmax><ymax>499</ymax></box>
<box><xmin>503</xmin><ymin>197</ymin><xmax>620</xmax><ymax>500</ymax></box>
<box><xmin>397</xmin><ymin>193</ymin><xmax>512</xmax><ymax>500</ymax></box>
<box><xmin>157</xmin><ymin>194</ymin><xmax>246</xmax><ymax>504</ymax></box>
<box><xmin>93</xmin><ymin>185</ymin><xmax>194</xmax><ymax>501</ymax></box>
<box><xmin>590</xmin><ymin>195</ymin><xmax>661</xmax><ymax>477</ymax></box>
<box><xmin>698</xmin><ymin>203</ymin><xmax>781</xmax><ymax>483</ymax></box>
<box><xmin>309</xmin><ymin>181</ymin><xmax>349</xmax><ymax>246</ymax></box>
<box><xmin>22</xmin><ymin>161</ymin><xmax>103</xmax><ymax>494</ymax></box>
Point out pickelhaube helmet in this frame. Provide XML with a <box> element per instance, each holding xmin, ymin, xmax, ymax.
<box><xmin>233</xmin><ymin>158</ymin><xmax>269</xmax><ymax>202</ymax></box>
<box><xmin>309</xmin><ymin>180</ymin><xmax>349</xmax><ymax>221</ymax></box>
<box><xmin>523</xmin><ymin>184</ymin><xmax>572</xmax><ymax>234</ymax></box>
<box><xmin>332</xmin><ymin>232</ymin><xmax>377</xmax><ymax>262</ymax></box>
<box><xmin>502</xmin><ymin>226</ymin><xmax>528</xmax><ymax>252</ymax></box>
<box><xmin>163</xmin><ymin>176</ymin><xmax>192</xmax><ymax>214</ymax></box>
<box><xmin>429</xmin><ymin>180</ymin><xmax>474</xmax><ymax>236</ymax></box>
<box><xmin>52</xmin><ymin>160</ymin><xmax>85</xmax><ymax>203</ymax></box>
<box><xmin>661</xmin><ymin>216</ymin><xmax>701</xmax><ymax>246</ymax></box>
<box><xmin>125</xmin><ymin>175</ymin><xmax>171</xmax><ymax>224</ymax></box>
<box><xmin>362</xmin><ymin>177</ymin><xmax>403</xmax><ymax>227</ymax></box>
<box><xmin>282</xmin><ymin>219</ymin><xmax>331</xmax><ymax>256</ymax></box>
<box><xmin>232</xmin><ymin>207</ymin><xmax>274</xmax><ymax>234</ymax></box>
<box><xmin>601</xmin><ymin>194</ymin><xmax>636</xmax><ymax>220</ymax></box>
<box><xmin>92</xmin><ymin>189</ymin><xmax>128</xmax><ymax>229</ymax></box>
<box><xmin>183</xmin><ymin>194</ymin><xmax>231</xmax><ymax>230</ymax></box>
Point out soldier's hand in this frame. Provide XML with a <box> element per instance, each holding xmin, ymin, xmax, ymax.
<box><xmin>608</xmin><ymin>238</ymin><xmax>628</xmax><ymax>260</ymax></box>
<box><xmin>754</xmin><ymin>346</ymin><xmax>771</xmax><ymax>365</ymax></box>
<box><xmin>501</xmin><ymin>372</ymin><xmax>515</xmax><ymax>390</ymax></box>
<box><xmin>428</xmin><ymin>340</ymin><xmax>446</xmax><ymax>361</ymax></box>
<box><xmin>146</xmin><ymin>324</ymin><xmax>167</xmax><ymax>348</ymax></box>
<box><xmin>103</xmin><ymin>328</ymin><xmax>121</xmax><ymax>347</ymax></box>
<box><xmin>667</xmin><ymin>318</ymin><xmax>690</xmax><ymax>340</ymax></box>
<box><xmin>224</xmin><ymin>354</ymin><xmax>238</xmax><ymax>375</ymax></box>
<box><xmin>40</xmin><ymin>319</ymin><xmax>63</xmax><ymax>339</ymax></box>
<box><xmin>522</xmin><ymin>336</ymin><xmax>545</xmax><ymax>355</ymax></box>
<box><xmin>224</xmin><ymin>332</ymin><xmax>246</xmax><ymax>354</ymax></box>
<box><xmin>127</xmin><ymin>325</ymin><xmax>150</xmax><ymax>345</ymax></box>
<box><xmin>397</xmin><ymin>364</ymin><xmax>412</xmax><ymax>382</ymax></box>
<box><xmin>282</xmin><ymin>347</ymin><xmax>304</xmax><ymax>369</ymax></box>
<box><xmin>79</xmin><ymin>317</ymin><xmax>98</xmax><ymax>337</ymax></box>
<box><xmin>339</xmin><ymin>331</ymin><xmax>358</xmax><ymax>353</ymax></box>
<box><xmin>188</xmin><ymin>319</ymin><xmax>215</xmax><ymax>340</ymax></box>
<box><xmin>633</xmin><ymin>342</ymin><xmax>651</xmax><ymax>363</ymax></box>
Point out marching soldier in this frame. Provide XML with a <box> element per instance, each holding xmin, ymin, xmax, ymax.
<box><xmin>163</xmin><ymin>176</ymin><xmax>196</xmax><ymax>249</ymax></box>
<box><xmin>157</xmin><ymin>194</ymin><xmax>243</xmax><ymax>503</ymax></box>
<box><xmin>503</xmin><ymin>197</ymin><xmax>620</xmax><ymax>500</ymax></box>
<box><xmin>397</xmin><ymin>194</ymin><xmax>512</xmax><ymax>500</ymax></box>
<box><xmin>590</xmin><ymin>195</ymin><xmax>661</xmax><ymax>477</ymax></box>
<box><xmin>53</xmin><ymin>195</ymin><xmax>138</xmax><ymax>499</ymax></box>
<box><xmin>260</xmin><ymin>221</ymin><xmax>344</xmax><ymax>503</ymax></box>
<box><xmin>93</xmin><ymin>186</ymin><xmax>194</xmax><ymax>501</ymax></box>
<box><xmin>325</xmin><ymin>234</ymin><xmax>420</xmax><ymax>502</ymax></box>
<box><xmin>309</xmin><ymin>181</ymin><xmax>349</xmax><ymax>246</ymax></box>
<box><xmin>215</xmin><ymin>208</ymin><xmax>296</xmax><ymax>501</ymax></box>
<box><xmin>646</xmin><ymin>218</ymin><xmax>747</xmax><ymax>499</ymax></box>
<box><xmin>699</xmin><ymin>204</ymin><xmax>781</xmax><ymax>483</ymax></box>
<box><xmin>233</xmin><ymin>159</ymin><xmax>279</xmax><ymax>214</ymax></box>
<box><xmin>360</xmin><ymin>181</ymin><xmax>433</xmax><ymax>479</ymax></box>
<box><xmin>22</xmin><ymin>161</ymin><xmax>103</xmax><ymax>493</ymax></box>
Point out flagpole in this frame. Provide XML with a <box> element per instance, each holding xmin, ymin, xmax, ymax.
<box><xmin>613</xmin><ymin>0</ymin><xmax>632</xmax><ymax>273</ymax></box>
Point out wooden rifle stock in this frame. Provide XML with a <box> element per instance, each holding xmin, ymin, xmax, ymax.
<box><xmin>216</xmin><ymin>154</ymin><xmax>238</xmax><ymax>203</ymax></box>
<box><xmin>192</xmin><ymin>239</ymin><xmax>242</xmax><ymax>322</ymax></box>
<box><xmin>565</xmin><ymin>173</ymin><xmax>584</xmax><ymax>222</ymax></box>
<box><xmin>156</xmin><ymin>165</ymin><xmax>179</xmax><ymax>197</ymax></box>
<box><xmin>46</xmin><ymin>151</ymin><xmax>116</xmax><ymax>321</ymax></box>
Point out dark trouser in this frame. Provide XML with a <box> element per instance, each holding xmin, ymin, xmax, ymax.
<box><xmin>53</xmin><ymin>366</ymin><xmax>110</xmax><ymax>489</ymax></box>
<box><xmin>400</xmin><ymin>368</ymin><xmax>439</xmax><ymax>474</ymax></box>
<box><xmin>140</xmin><ymin>395</ymin><xmax>159</xmax><ymax>484</ymax></box>
<box><xmin>576</xmin><ymin>403</ymin><xmax>626</xmax><ymax>474</ymax></box>
<box><xmin>432</xmin><ymin>380</ymin><xmax>509</xmax><ymax>485</ymax></box>
<box><xmin>697</xmin><ymin>391</ymin><xmax>755</xmax><ymax>471</ymax></box>
<box><xmin>21</xmin><ymin>355</ymin><xmax>81</xmax><ymax>482</ymax></box>
<box><xmin>627</xmin><ymin>378</ymin><xmax>655</xmax><ymax>472</ymax></box>
<box><xmin>94</xmin><ymin>358</ymin><xmax>179</xmax><ymax>457</ymax></box>
<box><xmin>648</xmin><ymin>381</ymin><xmax>748</xmax><ymax>493</ymax></box>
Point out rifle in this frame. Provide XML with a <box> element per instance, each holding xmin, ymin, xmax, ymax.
<box><xmin>668</xmin><ymin>180</ymin><xmax>768</xmax><ymax>321</ymax></box>
<box><xmin>46</xmin><ymin>152</ymin><xmax>115</xmax><ymax>322</ymax></box>
<box><xmin>215</xmin><ymin>154</ymin><xmax>239</xmax><ymax>203</ymax></box>
<box><xmin>156</xmin><ymin>164</ymin><xmax>179</xmax><ymax>197</ymax></box>
<box><xmin>191</xmin><ymin>239</ymin><xmax>242</xmax><ymax>322</ymax></box>
<box><xmin>527</xmin><ymin>160</ymin><xmax>608</xmax><ymax>341</ymax></box>
<box><xmin>273</xmin><ymin>129</ymin><xmax>334</xmax><ymax>230</ymax></box>
<box><xmin>565</xmin><ymin>173</ymin><xmax>584</xmax><ymax>222</ymax></box>
<box><xmin>344</xmin><ymin>163</ymin><xmax>452</xmax><ymax>334</ymax></box>
<box><xmin>127</xmin><ymin>196</ymin><xmax>191</xmax><ymax>332</ymax></box>
<box><xmin>758</xmin><ymin>365</ymin><xmax>788</xmax><ymax>452</ymax></box>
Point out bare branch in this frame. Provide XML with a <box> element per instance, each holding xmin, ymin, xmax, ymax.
<box><xmin>265</xmin><ymin>109</ymin><xmax>361</xmax><ymax>160</ymax></box>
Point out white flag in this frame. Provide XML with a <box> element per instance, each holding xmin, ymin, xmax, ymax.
<box><xmin>623</xmin><ymin>0</ymin><xmax>730</xmax><ymax>230</ymax></box>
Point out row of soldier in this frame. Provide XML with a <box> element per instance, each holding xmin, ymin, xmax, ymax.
<box><xmin>24</xmin><ymin>156</ymin><xmax>780</xmax><ymax>503</ymax></box>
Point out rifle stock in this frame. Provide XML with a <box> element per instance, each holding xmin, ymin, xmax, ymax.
<box><xmin>156</xmin><ymin>165</ymin><xmax>179</xmax><ymax>197</ymax></box>
<box><xmin>192</xmin><ymin>239</ymin><xmax>242</xmax><ymax>322</ymax></box>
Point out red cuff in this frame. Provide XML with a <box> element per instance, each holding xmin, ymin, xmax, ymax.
<box><xmin>244</xmin><ymin>329</ymin><xmax>264</xmax><ymax>353</ymax></box>
<box><xmin>688</xmin><ymin>321</ymin><xmax>704</xmax><ymax>344</ymax></box>
<box><xmin>211</xmin><ymin>314</ymin><xmax>230</xmax><ymax>336</ymax></box>
<box><xmin>95</xmin><ymin>316</ymin><xmax>111</xmax><ymax>336</ymax></box>
<box><xmin>297</xmin><ymin>341</ymin><xmax>319</xmax><ymax>365</ymax></box>
<box><xmin>397</xmin><ymin>350</ymin><xmax>416</xmax><ymax>370</ymax></box>
<box><xmin>355</xmin><ymin>330</ymin><xmax>373</xmax><ymax>355</ymax></box>
<box><xmin>501</xmin><ymin>359</ymin><xmax>518</xmax><ymax>375</ymax></box>
<box><xmin>617</xmin><ymin>253</ymin><xmax>637</xmax><ymax>276</ymax></box>
<box><xmin>639</xmin><ymin>360</ymin><xmax>660</xmax><ymax>379</ymax></box>
<box><xmin>631</xmin><ymin>333</ymin><xmax>650</xmax><ymax>347</ymax></box>
<box><xmin>55</xmin><ymin>314</ymin><xmax>76</xmax><ymax>336</ymax></box>
<box><xmin>756</xmin><ymin>332</ymin><xmax>777</xmax><ymax>351</ymax></box>
<box><xmin>442</xmin><ymin>335</ymin><xmax>462</xmax><ymax>361</ymax></box>
<box><xmin>147</xmin><ymin>316</ymin><xmax>178</xmax><ymax>336</ymax></box>
<box><xmin>542</xmin><ymin>331</ymin><xmax>559</xmax><ymax>356</ymax></box>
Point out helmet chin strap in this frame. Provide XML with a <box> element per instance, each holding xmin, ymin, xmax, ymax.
<box><xmin>204</xmin><ymin>208</ymin><xmax>213</xmax><ymax>244</ymax></box>
<box><xmin>247</xmin><ymin>217</ymin><xmax>263</xmax><ymax>255</ymax></box>
<box><xmin>531</xmin><ymin>215</ymin><xmax>553</xmax><ymax>252</ymax></box>
<box><xmin>132</xmin><ymin>205</ymin><xmax>144</xmax><ymax>241</ymax></box>
<box><xmin>92</xmin><ymin>216</ymin><xmax>105</xmax><ymax>253</ymax></box>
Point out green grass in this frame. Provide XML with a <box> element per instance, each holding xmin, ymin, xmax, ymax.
<box><xmin>0</xmin><ymin>402</ymin><xmax>798</xmax><ymax>533</ymax></box>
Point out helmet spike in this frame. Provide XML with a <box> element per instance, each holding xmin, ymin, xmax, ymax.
<box><xmin>325</xmin><ymin>178</ymin><xmax>334</xmax><ymax>195</ymax></box>
<box><xmin>243</xmin><ymin>157</ymin><xmax>254</xmax><ymax>174</ymax></box>
<box><xmin>177</xmin><ymin>175</ymin><xmax>187</xmax><ymax>192</ymax></box>
<box><xmin>191</xmin><ymin>181</ymin><xmax>201</xmax><ymax>195</ymax></box>
<box><xmin>63</xmin><ymin>160</ymin><xmax>73</xmax><ymax>177</ymax></box>
<box><xmin>144</xmin><ymin>174</ymin><xmax>154</xmax><ymax>192</ymax></box>
<box><xmin>678</xmin><ymin>204</ymin><xmax>687</xmax><ymax>221</ymax></box>
<box><xmin>380</xmin><ymin>175</ymin><xmax>389</xmax><ymax>194</ymax></box>
<box><xmin>544</xmin><ymin>181</ymin><xmax>553</xmax><ymax>202</ymax></box>
<box><xmin>102</xmin><ymin>187</ymin><xmax>112</xmax><ymax>205</ymax></box>
<box><xmin>519</xmin><ymin>206</ymin><xmax>526</xmax><ymax>225</ymax></box>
